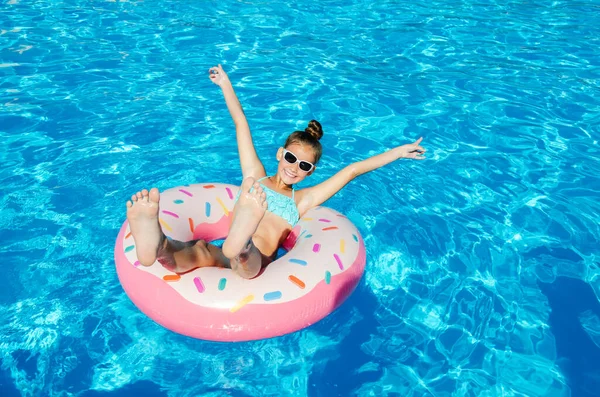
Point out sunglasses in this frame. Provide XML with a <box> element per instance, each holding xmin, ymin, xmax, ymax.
<box><xmin>282</xmin><ymin>149</ymin><xmax>315</xmax><ymax>172</ymax></box>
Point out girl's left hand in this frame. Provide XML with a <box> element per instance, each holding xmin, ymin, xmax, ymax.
<box><xmin>397</xmin><ymin>137</ymin><xmax>426</xmax><ymax>160</ymax></box>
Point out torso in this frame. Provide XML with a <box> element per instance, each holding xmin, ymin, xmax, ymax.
<box><xmin>252</xmin><ymin>177</ymin><xmax>299</xmax><ymax>258</ymax></box>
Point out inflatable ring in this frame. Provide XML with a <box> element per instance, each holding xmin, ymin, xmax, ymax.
<box><xmin>114</xmin><ymin>183</ymin><xmax>366</xmax><ymax>342</ymax></box>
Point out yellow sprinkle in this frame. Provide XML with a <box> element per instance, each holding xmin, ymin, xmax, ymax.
<box><xmin>340</xmin><ymin>239</ymin><xmax>345</xmax><ymax>254</ymax></box>
<box><xmin>230</xmin><ymin>294</ymin><xmax>254</xmax><ymax>313</ymax></box>
<box><xmin>302</xmin><ymin>217</ymin><xmax>313</xmax><ymax>221</ymax></box>
<box><xmin>216</xmin><ymin>197</ymin><xmax>229</xmax><ymax>216</ymax></box>
<box><xmin>159</xmin><ymin>218</ymin><xmax>173</xmax><ymax>232</ymax></box>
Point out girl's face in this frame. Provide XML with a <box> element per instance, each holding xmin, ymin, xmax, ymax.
<box><xmin>276</xmin><ymin>143</ymin><xmax>316</xmax><ymax>185</ymax></box>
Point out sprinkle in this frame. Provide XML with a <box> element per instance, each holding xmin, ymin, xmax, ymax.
<box><xmin>159</xmin><ymin>219</ymin><xmax>173</xmax><ymax>232</ymax></box>
<box><xmin>203</xmin><ymin>184</ymin><xmax>215</xmax><ymax>189</ymax></box>
<box><xmin>193</xmin><ymin>277</ymin><xmax>205</xmax><ymax>293</ymax></box>
<box><xmin>264</xmin><ymin>291</ymin><xmax>282</xmax><ymax>301</ymax></box>
<box><xmin>162</xmin><ymin>210</ymin><xmax>179</xmax><ymax>218</ymax></box>
<box><xmin>230</xmin><ymin>295</ymin><xmax>254</xmax><ymax>313</ymax></box>
<box><xmin>163</xmin><ymin>274</ymin><xmax>181</xmax><ymax>282</ymax></box>
<box><xmin>289</xmin><ymin>258</ymin><xmax>307</xmax><ymax>266</ymax></box>
<box><xmin>216</xmin><ymin>197</ymin><xmax>229</xmax><ymax>216</ymax></box>
<box><xmin>288</xmin><ymin>275</ymin><xmax>305</xmax><ymax>289</ymax></box>
<box><xmin>323</xmin><ymin>226</ymin><xmax>339</xmax><ymax>231</ymax></box>
<box><xmin>179</xmin><ymin>189</ymin><xmax>193</xmax><ymax>197</ymax></box>
<box><xmin>340</xmin><ymin>239</ymin><xmax>345</xmax><ymax>254</ymax></box>
<box><xmin>225</xmin><ymin>187</ymin><xmax>233</xmax><ymax>199</ymax></box>
<box><xmin>218</xmin><ymin>278</ymin><xmax>227</xmax><ymax>291</ymax></box>
<box><xmin>188</xmin><ymin>218</ymin><xmax>194</xmax><ymax>233</ymax></box>
<box><xmin>334</xmin><ymin>254</ymin><xmax>344</xmax><ymax>270</ymax></box>
<box><xmin>133</xmin><ymin>260</ymin><xmax>140</xmax><ymax>267</ymax></box>
<box><xmin>318</xmin><ymin>218</ymin><xmax>331</xmax><ymax>223</ymax></box>
<box><xmin>174</xmin><ymin>199</ymin><xmax>184</xmax><ymax>204</ymax></box>
<box><xmin>125</xmin><ymin>232</ymin><xmax>132</xmax><ymax>239</ymax></box>
<box><xmin>336</xmin><ymin>214</ymin><xmax>347</xmax><ymax>218</ymax></box>
<box><xmin>305</xmin><ymin>234</ymin><xmax>313</xmax><ymax>239</ymax></box>
<box><xmin>302</xmin><ymin>217</ymin><xmax>313</xmax><ymax>221</ymax></box>
<box><xmin>205</xmin><ymin>202</ymin><xmax>211</xmax><ymax>217</ymax></box>
<box><xmin>353</xmin><ymin>234</ymin><xmax>358</xmax><ymax>242</ymax></box>
<box><xmin>124</xmin><ymin>245</ymin><xmax>134</xmax><ymax>253</ymax></box>
<box><xmin>313</xmin><ymin>244</ymin><xmax>321</xmax><ymax>253</ymax></box>
<box><xmin>325</xmin><ymin>271</ymin><xmax>331</xmax><ymax>284</ymax></box>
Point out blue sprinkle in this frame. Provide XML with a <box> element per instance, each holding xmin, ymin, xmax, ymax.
<box><xmin>166</xmin><ymin>236</ymin><xmax>173</xmax><ymax>241</ymax></box>
<box><xmin>353</xmin><ymin>234</ymin><xmax>358</xmax><ymax>242</ymax></box>
<box><xmin>205</xmin><ymin>202</ymin><xmax>211</xmax><ymax>217</ymax></box>
<box><xmin>289</xmin><ymin>259</ymin><xmax>307</xmax><ymax>266</ymax></box>
<box><xmin>124</xmin><ymin>245</ymin><xmax>134</xmax><ymax>253</ymax></box>
<box><xmin>173</xmin><ymin>199</ymin><xmax>184</xmax><ymax>204</ymax></box>
<box><xmin>263</xmin><ymin>291</ymin><xmax>282</xmax><ymax>301</ymax></box>
<box><xmin>304</xmin><ymin>234</ymin><xmax>313</xmax><ymax>239</ymax></box>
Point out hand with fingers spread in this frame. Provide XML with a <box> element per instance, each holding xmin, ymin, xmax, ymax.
<box><xmin>209</xmin><ymin>64</ymin><xmax>230</xmax><ymax>87</ymax></box>
<box><xmin>396</xmin><ymin>137</ymin><xmax>426</xmax><ymax>160</ymax></box>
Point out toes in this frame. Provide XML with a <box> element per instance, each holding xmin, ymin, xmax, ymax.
<box><xmin>136</xmin><ymin>191</ymin><xmax>143</xmax><ymax>200</ymax></box>
<box><xmin>149</xmin><ymin>188</ymin><xmax>160</xmax><ymax>204</ymax></box>
<box><xmin>131</xmin><ymin>194</ymin><xmax>138</xmax><ymax>202</ymax></box>
<box><xmin>141</xmin><ymin>189</ymin><xmax>149</xmax><ymax>201</ymax></box>
<box><xmin>126</xmin><ymin>200</ymin><xmax>132</xmax><ymax>208</ymax></box>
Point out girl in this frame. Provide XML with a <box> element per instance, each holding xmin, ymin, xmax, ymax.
<box><xmin>126</xmin><ymin>65</ymin><xmax>426</xmax><ymax>279</ymax></box>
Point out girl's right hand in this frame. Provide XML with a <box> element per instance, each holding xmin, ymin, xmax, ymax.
<box><xmin>208</xmin><ymin>64</ymin><xmax>230</xmax><ymax>87</ymax></box>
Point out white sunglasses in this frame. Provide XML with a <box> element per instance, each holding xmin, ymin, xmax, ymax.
<box><xmin>282</xmin><ymin>149</ymin><xmax>315</xmax><ymax>172</ymax></box>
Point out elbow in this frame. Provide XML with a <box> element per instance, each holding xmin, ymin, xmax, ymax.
<box><xmin>347</xmin><ymin>165</ymin><xmax>361</xmax><ymax>179</ymax></box>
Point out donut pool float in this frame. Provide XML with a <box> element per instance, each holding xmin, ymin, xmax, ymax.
<box><xmin>114</xmin><ymin>183</ymin><xmax>366</xmax><ymax>342</ymax></box>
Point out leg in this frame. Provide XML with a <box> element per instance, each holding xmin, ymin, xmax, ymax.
<box><xmin>229</xmin><ymin>239</ymin><xmax>263</xmax><ymax>279</ymax></box>
<box><xmin>222</xmin><ymin>177</ymin><xmax>268</xmax><ymax>259</ymax></box>
<box><xmin>126</xmin><ymin>188</ymin><xmax>222</xmax><ymax>272</ymax></box>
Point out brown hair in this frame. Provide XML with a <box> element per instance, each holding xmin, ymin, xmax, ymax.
<box><xmin>284</xmin><ymin>120</ymin><xmax>324</xmax><ymax>164</ymax></box>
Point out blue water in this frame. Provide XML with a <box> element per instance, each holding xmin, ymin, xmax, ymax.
<box><xmin>1</xmin><ymin>0</ymin><xmax>599</xmax><ymax>395</ymax></box>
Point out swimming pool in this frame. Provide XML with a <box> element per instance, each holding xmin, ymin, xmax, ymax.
<box><xmin>1</xmin><ymin>0</ymin><xmax>599</xmax><ymax>395</ymax></box>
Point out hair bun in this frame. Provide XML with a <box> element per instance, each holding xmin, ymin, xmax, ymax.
<box><xmin>304</xmin><ymin>120</ymin><xmax>323</xmax><ymax>141</ymax></box>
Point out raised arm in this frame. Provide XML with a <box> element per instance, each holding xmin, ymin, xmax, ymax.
<box><xmin>296</xmin><ymin>138</ymin><xmax>426</xmax><ymax>215</ymax></box>
<box><xmin>209</xmin><ymin>64</ymin><xmax>266</xmax><ymax>180</ymax></box>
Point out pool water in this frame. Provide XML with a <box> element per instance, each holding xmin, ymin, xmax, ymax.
<box><xmin>2</xmin><ymin>0</ymin><xmax>600</xmax><ymax>396</ymax></box>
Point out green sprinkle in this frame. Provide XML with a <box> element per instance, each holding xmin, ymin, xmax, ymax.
<box><xmin>325</xmin><ymin>271</ymin><xmax>331</xmax><ymax>284</ymax></box>
<box><xmin>124</xmin><ymin>245</ymin><xmax>134</xmax><ymax>253</ymax></box>
<box><xmin>218</xmin><ymin>278</ymin><xmax>227</xmax><ymax>291</ymax></box>
<box><xmin>173</xmin><ymin>199</ymin><xmax>184</xmax><ymax>204</ymax></box>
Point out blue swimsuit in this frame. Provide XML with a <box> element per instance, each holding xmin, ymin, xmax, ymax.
<box><xmin>235</xmin><ymin>177</ymin><xmax>300</xmax><ymax>227</ymax></box>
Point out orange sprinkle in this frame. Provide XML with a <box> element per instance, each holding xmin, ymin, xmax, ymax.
<box><xmin>188</xmin><ymin>218</ymin><xmax>194</xmax><ymax>233</ymax></box>
<box><xmin>322</xmin><ymin>226</ymin><xmax>339</xmax><ymax>231</ymax></box>
<box><xmin>163</xmin><ymin>274</ymin><xmax>181</xmax><ymax>282</ymax></box>
<box><xmin>159</xmin><ymin>218</ymin><xmax>173</xmax><ymax>232</ymax></box>
<box><xmin>203</xmin><ymin>184</ymin><xmax>215</xmax><ymax>189</ymax></box>
<box><xmin>288</xmin><ymin>275</ymin><xmax>305</xmax><ymax>289</ymax></box>
<box><xmin>125</xmin><ymin>232</ymin><xmax>132</xmax><ymax>239</ymax></box>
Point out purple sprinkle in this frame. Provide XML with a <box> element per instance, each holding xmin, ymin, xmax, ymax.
<box><xmin>133</xmin><ymin>261</ymin><xmax>140</xmax><ymax>267</ymax></box>
<box><xmin>193</xmin><ymin>277</ymin><xmax>205</xmax><ymax>293</ymax></box>
<box><xmin>318</xmin><ymin>218</ymin><xmax>331</xmax><ymax>223</ymax></box>
<box><xmin>225</xmin><ymin>187</ymin><xmax>233</xmax><ymax>200</ymax></box>
<box><xmin>162</xmin><ymin>210</ymin><xmax>179</xmax><ymax>218</ymax></box>
<box><xmin>313</xmin><ymin>243</ymin><xmax>321</xmax><ymax>253</ymax></box>
<box><xmin>334</xmin><ymin>254</ymin><xmax>344</xmax><ymax>270</ymax></box>
<box><xmin>179</xmin><ymin>189</ymin><xmax>193</xmax><ymax>197</ymax></box>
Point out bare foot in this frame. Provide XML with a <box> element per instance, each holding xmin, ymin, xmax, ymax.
<box><xmin>126</xmin><ymin>188</ymin><xmax>164</xmax><ymax>266</ymax></box>
<box><xmin>222</xmin><ymin>177</ymin><xmax>267</xmax><ymax>259</ymax></box>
